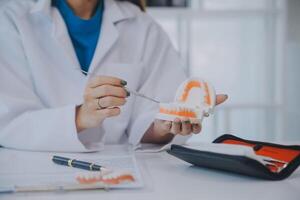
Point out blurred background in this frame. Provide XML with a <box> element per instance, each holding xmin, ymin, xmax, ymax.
<box><xmin>147</xmin><ymin>0</ymin><xmax>300</xmax><ymax>143</ymax></box>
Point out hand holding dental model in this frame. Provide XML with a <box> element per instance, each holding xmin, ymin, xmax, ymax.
<box><xmin>142</xmin><ymin>78</ymin><xmax>228</xmax><ymax>143</ymax></box>
<box><xmin>76</xmin><ymin>76</ymin><xmax>227</xmax><ymax>144</ymax></box>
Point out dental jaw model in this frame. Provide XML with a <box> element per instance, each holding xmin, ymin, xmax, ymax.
<box><xmin>156</xmin><ymin>78</ymin><xmax>216</xmax><ymax>123</ymax></box>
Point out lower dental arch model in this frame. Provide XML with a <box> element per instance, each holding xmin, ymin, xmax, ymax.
<box><xmin>156</xmin><ymin>78</ymin><xmax>216</xmax><ymax>124</ymax></box>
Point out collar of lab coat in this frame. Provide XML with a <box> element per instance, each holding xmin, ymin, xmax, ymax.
<box><xmin>30</xmin><ymin>0</ymin><xmax>135</xmax><ymax>24</ymax></box>
<box><xmin>29</xmin><ymin>0</ymin><xmax>136</xmax><ymax>75</ymax></box>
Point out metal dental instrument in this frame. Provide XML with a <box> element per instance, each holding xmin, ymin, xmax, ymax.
<box><xmin>125</xmin><ymin>88</ymin><xmax>160</xmax><ymax>103</ymax></box>
<box><xmin>77</xmin><ymin>69</ymin><xmax>160</xmax><ymax>104</ymax></box>
<box><xmin>256</xmin><ymin>156</ymin><xmax>288</xmax><ymax>173</ymax></box>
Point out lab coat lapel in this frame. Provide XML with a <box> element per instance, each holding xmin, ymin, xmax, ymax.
<box><xmin>30</xmin><ymin>0</ymin><xmax>135</xmax><ymax>75</ymax></box>
<box><xmin>30</xmin><ymin>0</ymin><xmax>84</xmax><ymax>78</ymax></box>
<box><xmin>88</xmin><ymin>16</ymin><xmax>118</xmax><ymax>75</ymax></box>
<box><xmin>52</xmin><ymin>12</ymin><xmax>82</xmax><ymax>73</ymax></box>
<box><xmin>30</xmin><ymin>0</ymin><xmax>52</xmax><ymax>18</ymax></box>
<box><xmin>88</xmin><ymin>0</ymin><xmax>133</xmax><ymax>75</ymax></box>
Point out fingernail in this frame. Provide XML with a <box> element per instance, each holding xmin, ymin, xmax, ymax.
<box><xmin>224</xmin><ymin>94</ymin><xmax>228</xmax><ymax>99</ymax></box>
<box><xmin>126</xmin><ymin>90</ymin><xmax>130</xmax><ymax>97</ymax></box>
<box><xmin>184</xmin><ymin>120</ymin><xmax>190</xmax><ymax>124</ymax></box>
<box><xmin>121</xmin><ymin>80</ymin><xmax>127</xmax><ymax>86</ymax></box>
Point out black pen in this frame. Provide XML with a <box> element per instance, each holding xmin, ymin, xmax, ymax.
<box><xmin>52</xmin><ymin>156</ymin><xmax>111</xmax><ymax>173</ymax></box>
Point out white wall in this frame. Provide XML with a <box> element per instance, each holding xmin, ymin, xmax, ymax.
<box><xmin>149</xmin><ymin>0</ymin><xmax>292</xmax><ymax>142</ymax></box>
<box><xmin>286</xmin><ymin>0</ymin><xmax>300</xmax><ymax>140</ymax></box>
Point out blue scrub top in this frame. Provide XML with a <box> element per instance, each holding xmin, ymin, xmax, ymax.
<box><xmin>54</xmin><ymin>0</ymin><xmax>104</xmax><ymax>73</ymax></box>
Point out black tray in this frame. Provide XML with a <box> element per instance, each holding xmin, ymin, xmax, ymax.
<box><xmin>167</xmin><ymin>134</ymin><xmax>300</xmax><ymax>180</ymax></box>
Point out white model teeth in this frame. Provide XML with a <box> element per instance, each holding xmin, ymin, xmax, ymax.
<box><xmin>102</xmin><ymin>171</ymin><xmax>130</xmax><ymax>180</ymax></box>
<box><xmin>76</xmin><ymin>171</ymin><xmax>133</xmax><ymax>181</ymax></box>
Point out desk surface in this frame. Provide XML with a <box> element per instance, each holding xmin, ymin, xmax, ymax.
<box><xmin>1</xmin><ymin>147</ymin><xmax>300</xmax><ymax>200</ymax></box>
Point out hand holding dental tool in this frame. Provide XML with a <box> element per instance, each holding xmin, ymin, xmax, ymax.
<box><xmin>75</xmin><ymin>71</ymin><xmax>130</xmax><ymax>132</ymax></box>
<box><xmin>75</xmin><ymin>68</ymin><xmax>161</xmax><ymax>133</ymax></box>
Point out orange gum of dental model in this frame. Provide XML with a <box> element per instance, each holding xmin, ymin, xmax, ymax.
<box><xmin>179</xmin><ymin>80</ymin><xmax>212</xmax><ymax>106</ymax></box>
<box><xmin>76</xmin><ymin>174</ymin><xmax>135</xmax><ymax>185</ymax></box>
<box><xmin>159</xmin><ymin>107</ymin><xmax>197</xmax><ymax>118</ymax></box>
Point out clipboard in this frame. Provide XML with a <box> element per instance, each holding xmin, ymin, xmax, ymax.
<box><xmin>0</xmin><ymin>147</ymin><xmax>144</xmax><ymax>193</ymax></box>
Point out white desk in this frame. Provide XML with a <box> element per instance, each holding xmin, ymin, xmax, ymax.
<box><xmin>1</xmin><ymin>147</ymin><xmax>300</xmax><ymax>200</ymax></box>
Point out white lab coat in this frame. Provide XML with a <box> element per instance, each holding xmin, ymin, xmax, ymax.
<box><xmin>0</xmin><ymin>0</ymin><xmax>188</xmax><ymax>152</ymax></box>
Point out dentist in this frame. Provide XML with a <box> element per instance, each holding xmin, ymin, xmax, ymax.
<box><xmin>0</xmin><ymin>0</ymin><xmax>227</xmax><ymax>152</ymax></box>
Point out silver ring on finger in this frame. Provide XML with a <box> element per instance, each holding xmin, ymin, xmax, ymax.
<box><xmin>97</xmin><ymin>98</ymin><xmax>105</xmax><ymax>110</ymax></box>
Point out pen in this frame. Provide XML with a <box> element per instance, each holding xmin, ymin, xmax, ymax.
<box><xmin>78</xmin><ymin>69</ymin><xmax>160</xmax><ymax>104</ymax></box>
<box><xmin>52</xmin><ymin>156</ymin><xmax>111</xmax><ymax>173</ymax></box>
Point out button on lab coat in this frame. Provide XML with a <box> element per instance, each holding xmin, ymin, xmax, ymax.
<box><xmin>0</xmin><ymin>0</ymin><xmax>188</xmax><ymax>152</ymax></box>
